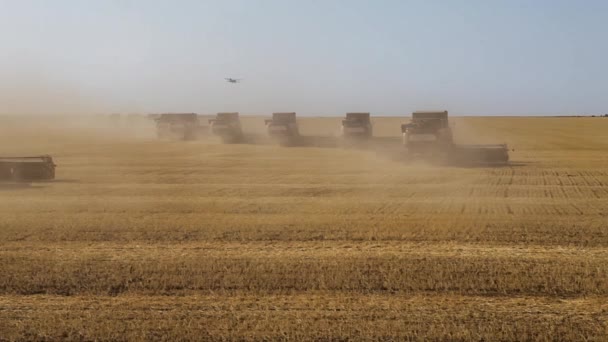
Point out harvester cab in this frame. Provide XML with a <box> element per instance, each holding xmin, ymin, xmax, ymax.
<box><xmin>401</xmin><ymin>111</ymin><xmax>509</xmax><ymax>164</ymax></box>
<box><xmin>341</xmin><ymin>113</ymin><xmax>372</xmax><ymax>139</ymax></box>
<box><xmin>155</xmin><ymin>113</ymin><xmax>203</xmax><ymax>140</ymax></box>
<box><xmin>265</xmin><ymin>112</ymin><xmax>299</xmax><ymax>145</ymax></box>
<box><xmin>209</xmin><ymin>112</ymin><xmax>243</xmax><ymax>143</ymax></box>
<box><xmin>401</xmin><ymin>111</ymin><xmax>453</xmax><ymax>153</ymax></box>
<box><xmin>0</xmin><ymin>155</ymin><xmax>56</xmax><ymax>181</ymax></box>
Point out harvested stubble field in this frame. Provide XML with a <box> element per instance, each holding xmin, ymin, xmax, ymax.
<box><xmin>0</xmin><ymin>115</ymin><xmax>607</xmax><ymax>341</ymax></box>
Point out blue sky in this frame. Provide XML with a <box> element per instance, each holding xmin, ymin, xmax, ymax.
<box><xmin>0</xmin><ymin>0</ymin><xmax>606</xmax><ymax>115</ymax></box>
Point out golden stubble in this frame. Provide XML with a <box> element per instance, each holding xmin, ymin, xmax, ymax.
<box><xmin>1</xmin><ymin>115</ymin><xmax>608</xmax><ymax>340</ymax></box>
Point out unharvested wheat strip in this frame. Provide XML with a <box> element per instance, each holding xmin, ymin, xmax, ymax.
<box><xmin>0</xmin><ymin>196</ymin><xmax>604</xmax><ymax>214</ymax></box>
<box><xmin>0</xmin><ymin>294</ymin><xmax>606</xmax><ymax>341</ymax></box>
<box><xmin>1</xmin><ymin>212</ymin><xmax>606</xmax><ymax>246</ymax></box>
<box><xmin>2</xmin><ymin>241</ymin><xmax>607</xmax><ymax>259</ymax></box>
<box><xmin>2</xmin><ymin>241</ymin><xmax>608</xmax><ymax>296</ymax></box>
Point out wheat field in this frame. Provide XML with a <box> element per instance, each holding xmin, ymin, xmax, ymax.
<box><xmin>0</xmin><ymin>115</ymin><xmax>607</xmax><ymax>341</ymax></box>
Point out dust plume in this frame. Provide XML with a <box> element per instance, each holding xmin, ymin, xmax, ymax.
<box><xmin>0</xmin><ymin>65</ymin><xmax>109</xmax><ymax>116</ymax></box>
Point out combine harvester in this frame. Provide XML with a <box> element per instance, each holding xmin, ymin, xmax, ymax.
<box><xmin>341</xmin><ymin>113</ymin><xmax>373</xmax><ymax>141</ymax></box>
<box><xmin>209</xmin><ymin>112</ymin><xmax>244</xmax><ymax>143</ymax></box>
<box><xmin>401</xmin><ymin>111</ymin><xmax>509</xmax><ymax>164</ymax></box>
<box><xmin>155</xmin><ymin>113</ymin><xmax>207</xmax><ymax>140</ymax></box>
<box><xmin>265</xmin><ymin>112</ymin><xmax>300</xmax><ymax>146</ymax></box>
<box><xmin>0</xmin><ymin>156</ymin><xmax>56</xmax><ymax>181</ymax></box>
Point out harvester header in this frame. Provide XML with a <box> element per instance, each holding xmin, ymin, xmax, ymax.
<box><xmin>0</xmin><ymin>155</ymin><xmax>56</xmax><ymax>181</ymax></box>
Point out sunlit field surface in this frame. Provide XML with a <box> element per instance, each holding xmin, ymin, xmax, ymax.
<box><xmin>1</xmin><ymin>115</ymin><xmax>607</xmax><ymax>341</ymax></box>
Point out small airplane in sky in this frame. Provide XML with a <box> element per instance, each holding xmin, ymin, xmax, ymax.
<box><xmin>225</xmin><ymin>78</ymin><xmax>242</xmax><ymax>83</ymax></box>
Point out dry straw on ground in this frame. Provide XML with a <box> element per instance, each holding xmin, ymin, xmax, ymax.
<box><xmin>0</xmin><ymin>115</ymin><xmax>607</xmax><ymax>341</ymax></box>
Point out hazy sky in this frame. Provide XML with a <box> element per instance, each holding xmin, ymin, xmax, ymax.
<box><xmin>1</xmin><ymin>0</ymin><xmax>606</xmax><ymax>116</ymax></box>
